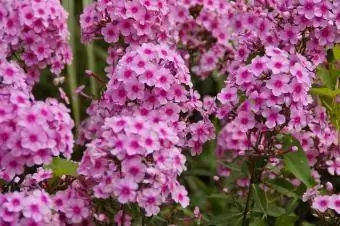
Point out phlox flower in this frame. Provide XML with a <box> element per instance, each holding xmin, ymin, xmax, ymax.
<box><xmin>249</xmin><ymin>56</ymin><xmax>268</xmax><ymax>76</ymax></box>
<box><xmin>329</xmin><ymin>195</ymin><xmax>340</xmax><ymax>214</ymax></box>
<box><xmin>171</xmin><ymin>185</ymin><xmax>189</xmax><ymax>208</ymax></box>
<box><xmin>22</xmin><ymin>197</ymin><xmax>46</xmax><ymax>222</ymax></box>
<box><xmin>101</xmin><ymin>23</ymin><xmax>119</xmax><ymax>43</ymax></box>
<box><xmin>114</xmin><ymin>179</ymin><xmax>138</xmax><ymax>204</ymax></box>
<box><xmin>266</xmin><ymin>75</ymin><xmax>290</xmax><ymax>96</ymax></box>
<box><xmin>217</xmin><ymin>86</ymin><xmax>238</xmax><ymax>104</ymax></box>
<box><xmin>114</xmin><ymin>210</ymin><xmax>132</xmax><ymax>226</ymax></box>
<box><xmin>326</xmin><ymin>158</ymin><xmax>340</xmax><ymax>176</ymax></box>
<box><xmin>137</xmin><ymin>189</ymin><xmax>161</xmax><ymax>216</ymax></box>
<box><xmin>121</xmin><ymin>158</ymin><xmax>146</xmax><ymax>183</ymax></box>
<box><xmin>4</xmin><ymin>192</ymin><xmax>23</xmax><ymax>213</ymax></box>
<box><xmin>236</xmin><ymin>111</ymin><xmax>256</xmax><ymax>132</ymax></box>
<box><xmin>262</xmin><ymin>106</ymin><xmax>286</xmax><ymax>129</ymax></box>
<box><xmin>65</xmin><ymin>199</ymin><xmax>89</xmax><ymax>223</ymax></box>
<box><xmin>312</xmin><ymin>195</ymin><xmax>329</xmax><ymax>213</ymax></box>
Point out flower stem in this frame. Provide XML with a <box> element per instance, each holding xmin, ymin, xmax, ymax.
<box><xmin>62</xmin><ymin>0</ymin><xmax>81</xmax><ymax>128</ymax></box>
<box><xmin>82</xmin><ymin>0</ymin><xmax>98</xmax><ymax>98</ymax></box>
<box><xmin>242</xmin><ymin>159</ymin><xmax>255</xmax><ymax>226</ymax></box>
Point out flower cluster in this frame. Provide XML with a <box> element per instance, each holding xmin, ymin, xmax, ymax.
<box><xmin>0</xmin><ymin>0</ymin><xmax>74</xmax><ymax>184</ymax></box>
<box><xmin>80</xmin><ymin>0</ymin><xmax>189</xmax><ymax>45</ymax></box>
<box><xmin>0</xmin><ymin>189</ymin><xmax>60</xmax><ymax>225</ymax></box>
<box><xmin>52</xmin><ymin>181</ymin><xmax>91</xmax><ymax>224</ymax></box>
<box><xmin>0</xmin><ymin>80</ymin><xmax>74</xmax><ymax>181</ymax></box>
<box><xmin>177</xmin><ymin>0</ymin><xmax>339</xmax><ymax>78</ymax></box>
<box><xmin>303</xmin><ymin>184</ymin><xmax>340</xmax><ymax>215</ymax></box>
<box><xmin>0</xmin><ymin>0</ymin><xmax>338</xmax><ymax>223</ymax></box>
<box><xmin>216</xmin><ymin>49</ymin><xmax>338</xmax><ymax>194</ymax></box>
<box><xmin>78</xmin><ymin>43</ymin><xmax>214</xmax><ymax>216</ymax></box>
<box><xmin>0</xmin><ymin>59</ymin><xmax>29</xmax><ymax>93</ymax></box>
<box><xmin>0</xmin><ymin>0</ymin><xmax>72</xmax><ymax>83</ymax></box>
<box><xmin>312</xmin><ymin>194</ymin><xmax>340</xmax><ymax>214</ymax></box>
<box><xmin>196</xmin><ymin>0</ymin><xmax>340</xmax><ymax>218</ymax></box>
<box><xmin>79</xmin><ymin>43</ymin><xmax>214</xmax><ymax>153</ymax></box>
<box><xmin>79</xmin><ymin>115</ymin><xmax>189</xmax><ymax>216</ymax></box>
<box><xmin>0</xmin><ymin>181</ymin><xmax>91</xmax><ymax>225</ymax></box>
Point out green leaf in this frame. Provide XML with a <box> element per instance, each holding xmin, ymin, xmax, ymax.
<box><xmin>315</xmin><ymin>63</ymin><xmax>339</xmax><ymax>90</ymax></box>
<box><xmin>311</xmin><ymin>87</ymin><xmax>340</xmax><ymax>97</ymax></box>
<box><xmin>266</xmin><ymin>179</ymin><xmax>300</xmax><ymax>199</ymax></box>
<box><xmin>275</xmin><ymin>214</ymin><xmax>298</xmax><ymax>226</ymax></box>
<box><xmin>252</xmin><ymin>184</ymin><xmax>268</xmax><ymax>215</ymax></box>
<box><xmin>266</xmin><ymin>203</ymin><xmax>286</xmax><ymax>217</ymax></box>
<box><xmin>250</xmin><ymin>217</ymin><xmax>267</xmax><ymax>226</ymax></box>
<box><xmin>44</xmin><ymin>157</ymin><xmax>78</xmax><ymax>177</ymax></box>
<box><xmin>280</xmin><ymin>134</ymin><xmax>314</xmax><ymax>188</ymax></box>
<box><xmin>285</xmin><ymin>199</ymin><xmax>299</xmax><ymax>214</ymax></box>
<box><xmin>208</xmin><ymin>212</ymin><xmax>243</xmax><ymax>225</ymax></box>
<box><xmin>207</xmin><ymin>194</ymin><xmax>229</xmax><ymax>200</ymax></box>
<box><xmin>253</xmin><ymin>202</ymin><xmax>285</xmax><ymax>217</ymax></box>
<box><xmin>333</xmin><ymin>44</ymin><xmax>340</xmax><ymax>60</ymax></box>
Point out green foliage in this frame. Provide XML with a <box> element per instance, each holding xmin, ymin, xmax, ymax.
<box><xmin>44</xmin><ymin>157</ymin><xmax>78</xmax><ymax>177</ymax></box>
<box><xmin>277</xmin><ymin>134</ymin><xmax>314</xmax><ymax>187</ymax></box>
<box><xmin>310</xmin><ymin>87</ymin><xmax>340</xmax><ymax>97</ymax></box>
<box><xmin>333</xmin><ymin>44</ymin><xmax>340</xmax><ymax>60</ymax></box>
<box><xmin>253</xmin><ymin>184</ymin><xmax>268</xmax><ymax>216</ymax></box>
<box><xmin>313</xmin><ymin>46</ymin><xmax>340</xmax><ymax>130</ymax></box>
<box><xmin>265</xmin><ymin>179</ymin><xmax>300</xmax><ymax>199</ymax></box>
<box><xmin>208</xmin><ymin>212</ymin><xmax>243</xmax><ymax>225</ymax></box>
<box><xmin>315</xmin><ymin>65</ymin><xmax>339</xmax><ymax>90</ymax></box>
<box><xmin>275</xmin><ymin>214</ymin><xmax>298</xmax><ymax>226</ymax></box>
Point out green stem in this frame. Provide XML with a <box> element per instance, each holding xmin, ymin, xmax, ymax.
<box><xmin>82</xmin><ymin>0</ymin><xmax>98</xmax><ymax>98</ymax></box>
<box><xmin>62</xmin><ymin>0</ymin><xmax>81</xmax><ymax>128</ymax></box>
<box><xmin>142</xmin><ymin>215</ymin><xmax>145</xmax><ymax>226</ymax></box>
<box><xmin>242</xmin><ymin>159</ymin><xmax>255</xmax><ymax>226</ymax></box>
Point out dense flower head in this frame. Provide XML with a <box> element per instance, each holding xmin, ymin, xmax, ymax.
<box><xmin>0</xmin><ymin>60</ymin><xmax>29</xmax><ymax>93</ymax></box>
<box><xmin>79</xmin><ymin>43</ymin><xmax>214</xmax><ymax>151</ymax></box>
<box><xmin>78</xmin><ymin>43</ymin><xmax>215</xmax><ymax>216</ymax></box>
<box><xmin>0</xmin><ymin>0</ymin><xmax>72</xmax><ymax>81</ymax></box>
<box><xmin>52</xmin><ymin>182</ymin><xmax>92</xmax><ymax>224</ymax></box>
<box><xmin>176</xmin><ymin>0</ymin><xmax>339</xmax><ymax>78</ymax></box>
<box><xmin>0</xmin><ymin>72</ymin><xmax>74</xmax><ymax>181</ymax></box>
<box><xmin>206</xmin><ymin>2</ymin><xmax>340</xmax><ymax>219</ymax></box>
<box><xmin>80</xmin><ymin>0</ymin><xmax>190</xmax><ymax>45</ymax></box>
<box><xmin>0</xmin><ymin>182</ymin><xmax>92</xmax><ymax>225</ymax></box>
<box><xmin>0</xmin><ymin>189</ymin><xmax>59</xmax><ymax>225</ymax></box>
<box><xmin>303</xmin><ymin>184</ymin><xmax>340</xmax><ymax>215</ymax></box>
<box><xmin>79</xmin><ymin>114</ymin><xmax>189</xmax><ymax>215</ymax></box>
<box><xmin>216</xmin><ymin>47</ymin><xmax>338</xmax><ymax>178</ymax></box>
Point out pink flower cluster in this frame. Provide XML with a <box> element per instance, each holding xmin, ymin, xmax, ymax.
<box><xmin>0</xmin><ymin>6</ymin><xmax>75</xmax><ymax>226</ymax></box>
<box><xmin>52</xmin><ymin>182</ymin><xmax>91</xmax><ymax>224</ymax></box>
<box><xmin>216</xmin><ymin>47</ymin><xmax>337</xmax><ymax>158</ymax></box>
<box><xmin>303</xmin><ymin>184</ymin><xmax>340</xmax><ymax>215</ymax></box>
<box><xmin>0</xmin><ymin>59</ymin><xmax>29</xmax><ymax>93</ymax></box>
<box><xmin>0</xmin><ymin>70</ymin><xmax>74</xmax><ymax>180</ymax></box>
<box><xmin>79</xmin><ymin>115</ymin><xmax>189</xmax><ymax>216</ymax></box>
<box><xmin>0</xmin><ymin>189</ymin><xmax>60</xmax><ymax>225</ymax></box>
<box><xmin>0</xmin><ymin>181</ymin><xmax>91</xmax><ymax>225</ymax></box>
<box><xmin>198</xmin><ymin>1</ymin><xmax>340</xmax><ymax>210</ymax></box>
<box><xmin>78</xmin><ymin>43</ymin><xmax>214</xmax><ymax>216</ymax></box>
<box><xmin>0</xmin><ymin>0</ymin><xmax>72</xmax><ymax>81</ymax></box>
<box><xmin>79</xmin><ymin>43</ymin><xmax>214</xmax><ymax>153</ymax></box>
<box><xmin>177</xmin><ymin>0</ymin><xmax>339</xmax><ymax>78</ymax></box>
<box><xmin>80</xmin><ymin>0</ymin><xmax>189</xmax><ymax>45</ymax></box>
<box><xmin>312</xmin><ymin>195</ymin><xmax>340</xmax><ymax>214</ymax></box>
